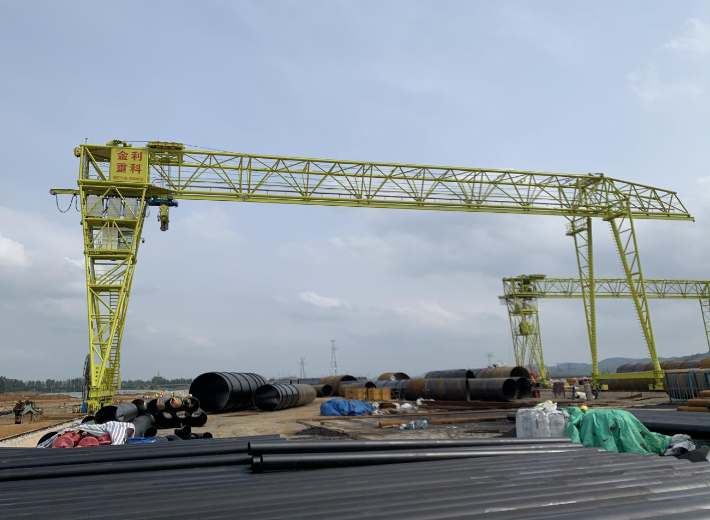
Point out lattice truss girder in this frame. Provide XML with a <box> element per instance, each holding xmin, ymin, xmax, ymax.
<box><xmin>75</xmin><ymin>145</ymin><xmax>693</xmax><ymax>219</ymax></box>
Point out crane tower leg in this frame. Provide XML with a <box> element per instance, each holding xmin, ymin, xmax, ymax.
<box><xmin>504</xmin><ymin>283</ymin><xmax>547</xmax><ymax>384</ymax></box>
<box><xmin>78</xmin><ymin>149</ymin><xmax>148</xmax><ymax>412</ymax></box>
<box><xmin>565</xmin><ymin>217</ymin><xmax>599</xmax><ymax>381</ymax></box>
<box><xmin>700</xmin><ymin>299</ymin><xmax>710</xmax><ymax>353</ymax></box>
<box><xmin>607</xmin><ymin>209</ymin><xmax>662</xmax><ymax>389</ymax></box>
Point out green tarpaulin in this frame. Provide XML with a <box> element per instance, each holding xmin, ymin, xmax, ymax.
<box><xmin>565</xmin><ymin>407</ymin><xmax>670</xmax><ymax>455</ymax></box>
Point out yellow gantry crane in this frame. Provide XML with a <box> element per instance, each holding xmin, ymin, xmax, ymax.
<box><xmin>51</xmin><ymin>141</ymin><xmax>693</xmax><ymax>411</ymax></box>
<box><xmin>501</xmin><ymin>275</ymin><xmax>710</xmax><ymax>387</ymax></box>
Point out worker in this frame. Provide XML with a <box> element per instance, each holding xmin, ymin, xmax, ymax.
<box><xmin>158</xmin><ymin>204</ymin><xmax>169</xmax><ymax>231</ymax></box>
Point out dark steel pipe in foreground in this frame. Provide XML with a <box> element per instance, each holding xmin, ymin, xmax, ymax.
<box><xmin>95</xmin><ymin>403</ymin><xmax>139</xmax><ymax>424</ymax></box>
<box><xmin>187</xmin><ymin>409</ymin><xmax>208</xmax><ymax>427</ymax></box>
<box><xmin>468</xmin><ymin>378</ymin><xmax>518</xmax><ymax>401</ymax></box>
<box><xmin>131</xmin><ymin>414</ymin><xmax>156</xmax><ymax>437</ymax></box>
<box><xmin>310</xmin><ymin>384</ymin><xmax>333</xmax><ymax>397</ymax></box>
<box><xmin>182</xmin><ymin>396</ymin><xmax>200</xmax><ymax>413</ymax></box>
<box><xmin>473</xmin><ymin>366</ymin><xmax>531</xmax><ymax>379</ymax></box>
<box><xmin>317</xmin><ymin>375</ymin><xmax>357</xmax><ymax>396</ymax></box>
<box><xmin>189</xmin><ymin>372</ymin><xmax>267</xmax><ymax>413</ymax></box>
<box><xmin>253</xmin><ymin>384</ymin><xmax>316</xmax><ymax>411</ymax></box>
<box><xmin>425</xmin><ymin>369</ymin><xmax>475</xmax><ymax>379</ymax></box>
<box><xmin>131</xmin><ymin>399</ymin><xmax>148</xmax><ymax>415</ymax></box>
<box><xmin>248</xmin><ymin>438</ymin><xmax>575</xmax><ymax>455</ymax></box>
<box><xmin>155</xmin><ymin>410</ymin><xmax>177</xmax><ymax>429</ymax></box>
<box><xmin>175</xmin><ymin>425</ymin><xmax>192</xmax><ymax>439</ymax></box>
<box><xmin>378</xmin><ymin>372</ymin><xmax>410</xmax><ymax>380</ymax></box>
<box><xmin>251</xmin><ymin>447</ymin><xmax>589</xmax><ymax>472</ymax></box>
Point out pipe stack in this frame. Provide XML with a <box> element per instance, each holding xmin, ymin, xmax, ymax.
<box><xmin>189</xmin><ymin>372</ymin><xmax>267</xmax><ymax>413</ymax></box>
<box><xmin>317</xmin><ymin>375</ymin><xmax>357</xmax><ymax>396</ymax></box>
<box><xmin>145</xmin><ymin>396</ymin><xmax>208</xmax><ymax>430</ymax></box>
<box><xmin>253</xmin><ymin>384</ymin><xmax>317</xmax><ymax>412</ymax></box>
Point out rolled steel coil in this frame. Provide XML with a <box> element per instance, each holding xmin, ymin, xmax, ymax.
<box><xmin>404</xmin><ymin>378</ymin><xmax>469</xmax><ymax>401</ymax></box>
<box><xmin>95</xmin><ymin>403</ymin><xmax>138</xmax><ymax>424</ymax></box>
<box><xmin>310</xmin><ymin>384</ymin><xmax>333</xmax><ymax>397</ymax></box>
<box><xmin>467</xmin><ymin>378</ymin><xmax>517</xmax><ymax>401</ymax></box>
<box><xmin>473</xmin><ymin>366</ymin><xmax>531</xmax><ymax>380</ymax></box>
<box><xmin>317</xmin><ymin>375</ymin><xmax>357</xmax><ymax>396</ymax></box>
<box><xmin>253</xmin><ymin>384</ymin><xmax>317</xmax><ymax>412</ymax></box>
<box><xmin>377</xmin><ymin>372</ymin><xmax>410</xmax><ymax>381</ymax></box>
<box><xmin>424</xmin><ymin>369</ymin><xmax>474</xmax><ymax>379</ymax></box>
<box><xmin>189</xmin><ymin>372</ymin><xmax>267</xmax><ymax>413</ymax></box>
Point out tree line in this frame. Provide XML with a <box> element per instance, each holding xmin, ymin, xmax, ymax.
<box><xmin>0</xmin><ymin>376</ymin><xmax>193</xmax><ymax>394</ymax></box>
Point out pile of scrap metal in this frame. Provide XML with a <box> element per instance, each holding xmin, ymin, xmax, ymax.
<box><xmin>4</xmin><ymin>435</ymin><xmax>710</xmax><ymax>518</ymax></box>
<box><xmin>37</xmin><ymin>397</ymin><xmax>211</xmax><ymax>448</ymax></box>
<box><xmin>12</xmin><ymin>400</ymin><xmax>43</xmax><ymax>424</ymax></box>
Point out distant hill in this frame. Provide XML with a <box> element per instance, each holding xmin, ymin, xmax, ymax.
<box><xmin>549</xmin><ymin>352</ymin><xmax>708</xmax><ymax>377</ymax></box>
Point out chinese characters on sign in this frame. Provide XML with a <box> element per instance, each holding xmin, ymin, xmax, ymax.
<box><xmin>110</xmin><ymin>148</ymin><xmax>149</xmax><ymax>182</ymax></box>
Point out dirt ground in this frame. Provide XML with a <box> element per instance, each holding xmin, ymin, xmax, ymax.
<box><xmin>0</xmin><ymin>388</ymin><xmax>674</xmax><ymax>447</ymax></box>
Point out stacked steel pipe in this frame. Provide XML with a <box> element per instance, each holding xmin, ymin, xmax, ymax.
<box><xmin>317</xmin><ymin>375</ymin><xmax>357</xmax><ymax>396</ymax></box>
<box><xmin>377</xmin><ymin>372</ymin><xmax>410</xmax><ymax>380</ymax></box>
<box><xmin>189</xmin><ymin>372</ymin><xmax>267</xmax><ymax>413</ymax></box>
<box><xmin>253</xmin><ymin>384</ymin><xmax>317</xmax><ymax>411</ymax></box>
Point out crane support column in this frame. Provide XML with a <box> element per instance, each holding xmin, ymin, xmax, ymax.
<box><xmin>566</xmin><ymin>217</ymin><xmax>599</xmax><ymax>380</ymax></box>
<box><xmin>607</xmin><ymin>207</ymin><xmax>662</xmax><ymax>389</ymax></box>
<box><xmin>503</xmin><ymin>276</ymin><xmax>548</xmax><ymax>384</ymax></box>
<box><xmin>76</xmin><ymin>145</ymin><xmax>149</xmax><ymax>411</ymax></box>
<box><xmin>700</xmin><ymin>299</ymin><xmax>710</xmax><ymax>354</ymax></box>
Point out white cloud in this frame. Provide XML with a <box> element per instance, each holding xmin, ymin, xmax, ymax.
<box><xmin>627</xmin><ymin>63</ymin><xmax>706</xmax><ymax>106</ymax></box>
<box><xmin>665</xmin><ymin>19</ymin><xmax>710</xmax><ymax>53</ymax></box>
<box><xmin>0</xmin><ymin>232</ymin><xmax>29</xmax><ymax>268</ymax></box>
<box><xmin>299</xmin><ymin>291</ymin><xmax>352</xmax><ymax>309</ymax></box>
<box><xmin>63</xmin><ymin>257</ymin><xmax>84</xmax><ymax>269</ymax></box>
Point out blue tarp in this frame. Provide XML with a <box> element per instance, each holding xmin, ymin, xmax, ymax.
<box><xmin>320</xmin><ymin>399</ymin><xmax>373</xmax><ymax>417</ymax></box>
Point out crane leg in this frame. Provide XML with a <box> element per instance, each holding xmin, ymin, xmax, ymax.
<box><xmin>607</xmin><ymin>209</ymin><xmax>662</xmax><ymax>389</ymax></box>
<box><xmin>566</xmin><ymin>217</ymin><xmax>599</xmax><ymax>382</ymax></box>
<box><xmin>504</xmin><ymin>285</ymin><xmax>547</xmax><ymax>385</ymax></box>
<box><xmin>79</xmin><ymin>152</ymin><xmax>148</xmax><ymax>412</ymax></box>
<box><xmin>700</xmin><ymin>299</ymin><xmax>710</xmax><ymax>353</ymax></box>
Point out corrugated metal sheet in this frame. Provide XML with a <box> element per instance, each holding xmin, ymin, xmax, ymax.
<box><xmin>1</xmin><ymin>436</ymin><xmax>710</xmax><ymax>518</ymax></box>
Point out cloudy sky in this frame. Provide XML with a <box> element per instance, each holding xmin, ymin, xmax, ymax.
<box><xmin>1</xmin><ymin>2</ymin><xmax>710</xmax><ymax>380</ymax></box>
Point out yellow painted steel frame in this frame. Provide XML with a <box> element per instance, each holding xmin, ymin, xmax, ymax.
<box><xmin>501</xmin><ymin>275</ymin><xmax>710</xmax><ymax>390</ymax></box>
<box><xmin>52</xmin><ymin>142</ymin><xmax>694</xmax><ymax>410</ymax></box>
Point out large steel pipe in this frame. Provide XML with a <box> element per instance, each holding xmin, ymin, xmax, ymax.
<box><xmin>378</xmin><ymin>372</ymin><xmax>410</xmax><ymax>380</ymax></box>
<box><xmin>310</xmin><ymin>384</ymin><xmax>333</xmax><ymax>397</ymax></box>
<box><xmin>318</xmin><ymin>375</ymin><xmax>357</xmax><ymax>396</ymax></box>
<box><xmin>513</xmin><ymin>377</ymin><xmax>531</xmax><ymax>398</ymax></box>
<box><xmin>339</xmin><ymin>381</ymin><xmax>376</xmax><ymax>394</ymax></box>
<box><xmin>252</xmin><ymin>447</ymin><xmax>589</xmax><ymax>472</ymax></box>
<box><xmin>95</xmin><ymin>403</ymin><xmax>139</xmax><ymax>424</ymax></box>
<box><xmin>468</xmin><ymin>378</ymin><xmax>518</xmax><ymax>401</ymax></box>
<box><xmin>248</xmin><ymin>438</ymin><xmax>574</xmax><ymax>455</ymax></box>
<box><xmin>187</xmin><ymin>410</ymin><xmax>208</xmax><ymax>427</ymax></box>
<box><xmin>131</xmin><ymin>415</ymin><xmax>157</xmax><ymax>437</ymax></box>
<box><xmin>253</xmin><ymin>384</ymin><xmax>316</xmax><ymax>412</ymax></box>
<box><xmin>425</xmin><ymin>369</ymin><xmax>475</xmax><ymax>379</ymax></box>
<box><xmin>404</xmin><ymin>378</ymin><xmax>469</xmax><ymax>401</ymax></box>
<box><xmin>189</xmin><ymin>372</ymin><xmax>267</xmax><ymax>413</ymax></box>
<box><xmin>473</xmin><ymin>366</ymin><xmax>531</xmax><ymax>379</ymax></box>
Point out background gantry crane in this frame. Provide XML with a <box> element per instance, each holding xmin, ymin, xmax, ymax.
<box><xmin>51</xmin><ymin>141</ymin><xmax>693</xmax><ymax>411</ymax></box>
<box><xmin>501</xmin><ymin>275</ymin><xmax>710</xmax><ymax>387</ymax></box>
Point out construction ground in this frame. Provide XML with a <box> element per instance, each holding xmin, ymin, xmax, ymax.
<box><xmin>0</xmin><ymin>389</ymin><xmax>673</xmax><ymax>448</ymax></box>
